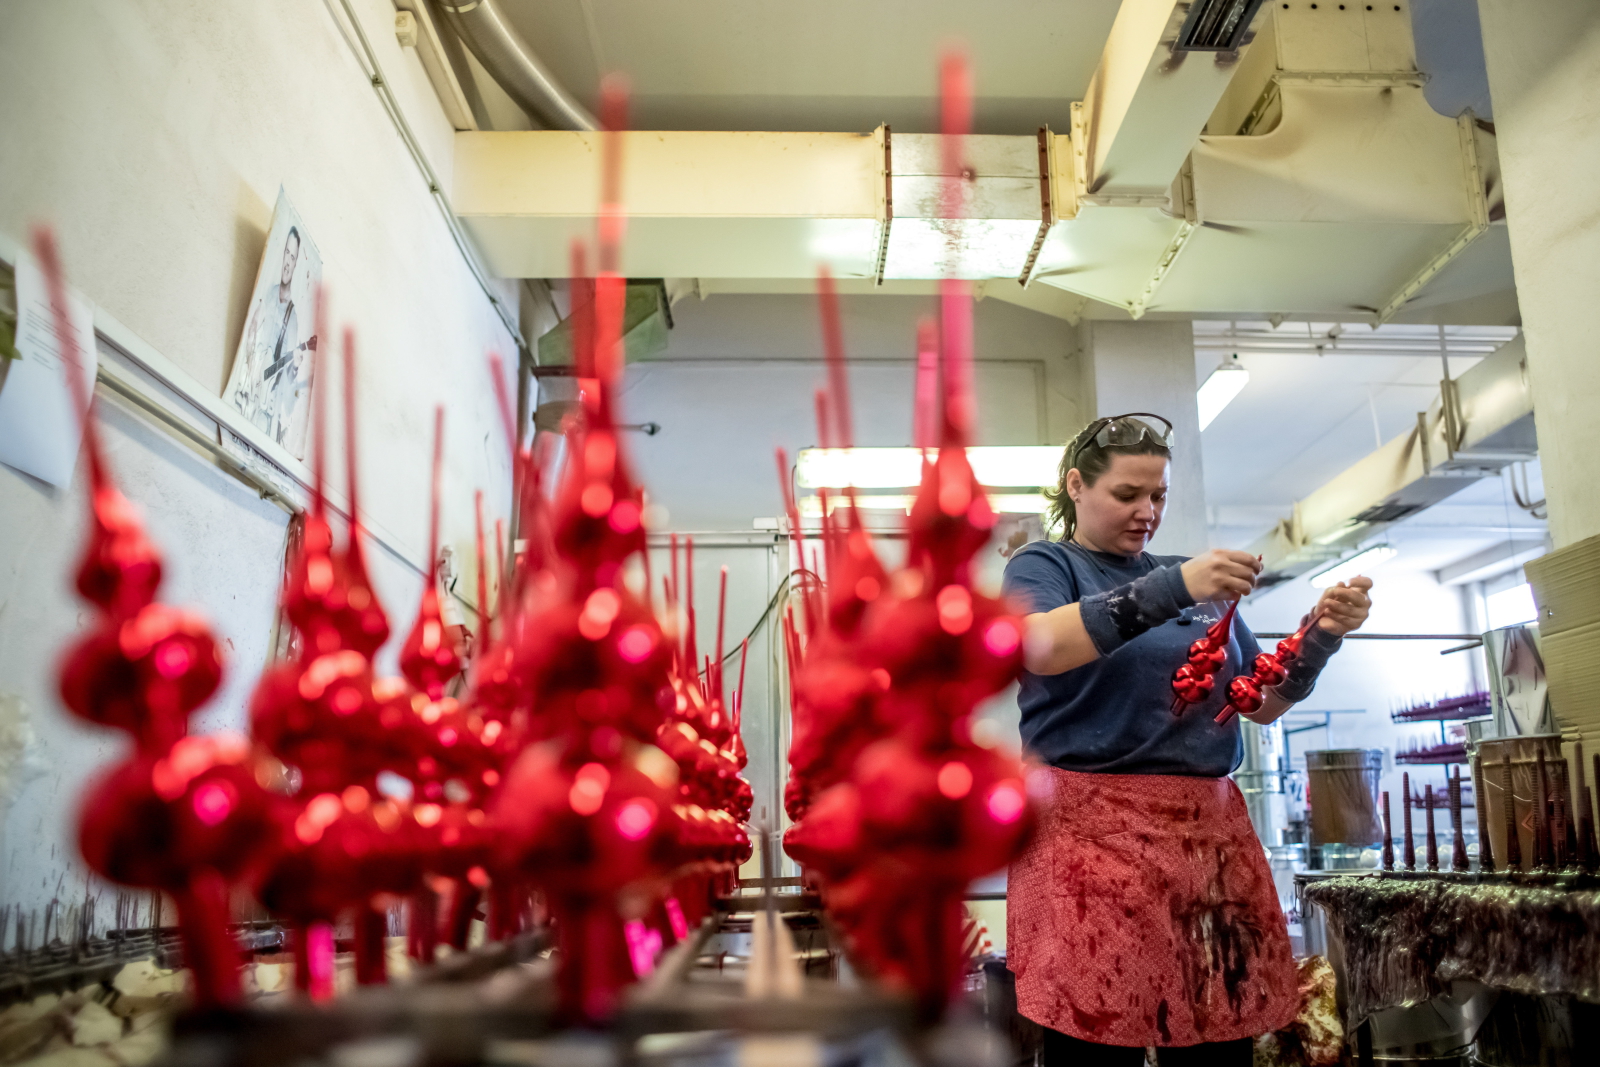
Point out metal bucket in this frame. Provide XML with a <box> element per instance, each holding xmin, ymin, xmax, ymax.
<box><xmin>1306</xmin><ymin>749</ymin><xmax>1384</xmax><ymax>847</ymax></box>
<box><xmin>1467</xmin><ymin>734</ymin><xmax>1564</xmax><ymax>871</ymax></box>
<box><xmin>1367</xmin><ymin>981</ymin><xmax>1496</xmax><ymax>1066</ymax></box>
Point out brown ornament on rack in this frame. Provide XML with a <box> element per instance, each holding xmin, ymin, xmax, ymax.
<box><xmin>1501</xmin><ymin>754</ymin><xmax>1521</xmax><ymax>871</ymax></box>
<box><xmin>1553</xmin><ymin>789</ymin><xmax>1569</xmax><ymax>870</ymax></box>
<box><xmin>1556</xmin><ymin>755</ymin><xmax>1578</xmax><ymax>868</ymax></box>
<box><xmin>1450</xmin><ymin>768</ymin><xmax>1469</xmax><ymax>873</ymax></box>
<box><xmin>1473</xmin><ymin>754</ymin><xmax>1494</xmax><ymax>873</ymax></box>
<box><xmin>1424</xmin><ymin>783</ymin><xmax>1438</xmax><ymax>872</ymax></box>
<box><xmin>1534</xmin><ymin>749</ymin><xmax>1551</xmax><ymax>869</ymax></box>
<box><xmin>1586</xmin><ymin>785</ymin><xmax>1599</xmax><ymax>873</ymax></box>
<box><xmin>1402</xmin><ymin>771</ymin><xmax>1416</xmax><ymax>871</ymax></box>
<box><xmin>1381</xmin><ymin>791</ymin><xmax>1394</xmax><ymax>872</ymax></box>
<box><xmin>1577</xmin><ymin>741</ymin><xmax>1596</xmax><ymax>871</ymax></box>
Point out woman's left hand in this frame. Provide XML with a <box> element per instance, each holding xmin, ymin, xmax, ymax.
<box><xmin>1314</xmin><ymin>577</ymin><xmax>1373</xmax><ymax>637</ymax></box>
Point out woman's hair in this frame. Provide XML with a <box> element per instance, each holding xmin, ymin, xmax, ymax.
<box><xmin>1042</xmin><ymin>421</ymin><xmax>1172</xmax><ymax>540</ymax></box>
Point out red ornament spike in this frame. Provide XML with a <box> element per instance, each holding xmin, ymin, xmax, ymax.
<box><xmin>714</xmin><ymin>565</ymin><xmax>728</xmax><ymax>710</ymax></box>
<box><xmin>817</xmin><ymin>267</ymin><xmax>853</xmax><ymax>450</ymax></box>
<box><xmin>400</xmin><ymin>407</ymin><xmax>463</xmax><ymax>700</ymax></box>
<box><xmin>685</xmin><ymin>538</ymin><xmax>698</xmax><ymax>684</ymax></box>
<box><xmin>336</xmin><ymin>330</ymin><xmax>391</xmax><ymax>657</ymax></box>
<box><xmin>32</xmin><ymin>230</ymin><xmax>163</xmax><ymax>618</ymax></box>
<box><xmin>913</xmin><ymin>319</ymin><xmax>938</xmax><ymax>452</ymax></box>
<box><xmin>475</xmin><ymin>491</ymin><xmax>489</xmax><ymax>642</ymax></box>
<box><xmin>494</xmin><ymin>518</ymin><xmax>509</xmax><ymax>614</ymax></box>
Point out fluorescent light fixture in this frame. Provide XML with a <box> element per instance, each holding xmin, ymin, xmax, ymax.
<box><xmin>799</xmin><ymin>495</ymin><xmax>913</xmax><ymax>517</ymax></box>
<box><xmin>1196</xmin><ymin>355</ymin><xmax>1250</xmax><ymax>431</ymax></box>
<box><xmin>1307</xmin><ymin>544</ymin><xmax>1396</xmax><ymax>587</ymax></box>
<box><xmin>795</xmin><ymin>446</ymin><xmax>1061</xmax><ymax>490</ymax></box>
<box><xmin>988</xmin><ymin>493</ymin><xmax>1051</xmax><ymax>514</ymax></box>
<box><xmin>798</xmin><ymin>492</ymin><xmax>1049</xmax><ymax>518</ymax></box>
<box><xmin>1485</xmin><ymin>582</ymin><xmax>1539</xmax><ymax>630</ymax></box>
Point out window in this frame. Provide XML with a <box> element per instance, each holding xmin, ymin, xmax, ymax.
<box><xmin>1485</xmin><ymin>582</ymin><xmax>1538</xmax><ymax>630</ymax></box>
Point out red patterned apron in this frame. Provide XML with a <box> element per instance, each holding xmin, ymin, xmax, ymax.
<box><xmin>1007</xmin><ymin>766</ymin><xmax>1298</xmax><ymax>1047</ymax></box>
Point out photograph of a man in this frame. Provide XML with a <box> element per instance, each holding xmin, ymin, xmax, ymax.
<box><xmin>225</xmin><ymin>188</ymin><xmax>321</xmax><ymax>459</ymax></box>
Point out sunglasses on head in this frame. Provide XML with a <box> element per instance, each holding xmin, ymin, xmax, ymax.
<box><xmin>1071</xmin><ymin>413</ymin><xmax>1175</xmax><ymax>468</ymax></box>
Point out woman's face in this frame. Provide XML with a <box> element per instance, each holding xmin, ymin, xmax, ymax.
<box><xmin>1068</xmin><ymin>453</ymin><xmax>1170</xmax><ymax>556</ymax></box>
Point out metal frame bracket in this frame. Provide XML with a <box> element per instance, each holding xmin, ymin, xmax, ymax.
<box><xmin>1374</xmin><ymin>112</ymin><xmax>1491</xmax><ymax>324</ymax></box>
<box><xmin>1017</xmin><ymin>127</ymin><xmax>1055</xmax><ymax>288</ymax></box>
<box><xmin>872</xmin><ymin>124</ymin><xmax>893</xmax><ymax>287</ymax></box>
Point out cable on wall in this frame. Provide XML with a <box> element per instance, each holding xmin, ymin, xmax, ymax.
<box><xmin>322</xmin><ymin>0</ymin><xmax>535</xmax><ymax>364</ymax></box>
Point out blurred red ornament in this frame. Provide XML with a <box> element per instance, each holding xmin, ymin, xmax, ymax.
<box><xmin>39</xmin><ymin>227</ymin><xmax>277</xmax><ymax>1009</ymax></box>
<box><xmin>777</xmin><ymin>69</ymin><xmax>1035</xmax><ymax>1016</ymax></box>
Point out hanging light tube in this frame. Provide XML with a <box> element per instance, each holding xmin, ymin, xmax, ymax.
<box><xmin>1197</xmin><ymin>354</ymin><xmax>1250</xmax><ymax>431</ymax></box>
<box><xmin>795</xmin><ymin>445</ymin><xmax>1061</xmax><ymax>490</ymax></box>
<box><xmin>1307</xmin><ymin>544</ymin><xmax>1397</xmax><ymax>588</ymax></box>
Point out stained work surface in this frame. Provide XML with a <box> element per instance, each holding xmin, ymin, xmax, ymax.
<box><xmin>1007</xmin><ymin>766</ymin><xmax>1297</xmax><ymax>1046</ymax></box>
<box><xmin>1305</xmin><ymin>875</ymin><xmax>1600</xmax><ymax>1026</ymax></box>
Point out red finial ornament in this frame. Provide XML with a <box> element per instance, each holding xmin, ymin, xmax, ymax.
<box><xmin>1170</xmin><ymin>599</ymin><xmax>1240</xmax><ymax>712</ymax></box>
<box><xmin>400</xmin><ymin>407</ymin><xmax>464</xmax><ymax>700</ymax></box>
<box><xmin>488</xmin><ymin>78</ymin><xmax>693</xmax><ymax>1023</ymax></box>
<box><xmin>782</xmin><ymin>58</ymin><xmax>1036</xmax><ymax>1017</ymax></box>
<box><xmin>43</xmin><ymin>228</ymin><xmax>278</xmax><ymax>1009</ymax></box>
<box><xmin>1214</xmin><ymin>610</ymin><xmax>1324</xmax><ymax>725</ymax></box>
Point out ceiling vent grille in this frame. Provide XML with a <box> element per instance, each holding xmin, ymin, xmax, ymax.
<box><xmin>1176</xmin><ymin>0</ymin><xmax>1268</xmax><ymax>51</ymax></box>
<box><xmin>1352</xmin><ymin>502</ymin><xmax>1427</xmax><ymax>525</ymax></box>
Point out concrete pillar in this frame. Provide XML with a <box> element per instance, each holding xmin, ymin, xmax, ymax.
<box><xmin>1476</xmin><ymin>1</ymin><xmax>1600</xmax><ymax>550</ymax></box>
<box><xmin>1075</xmin><ymin>320</ymin><xmax>1207</xmax><ymax>557</ymax></box>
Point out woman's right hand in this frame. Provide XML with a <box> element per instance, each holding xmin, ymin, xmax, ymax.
<box><xmin>1180</xmin><ymin>550</ymin><xmax>1262</xmax><ymax>602</ymax></box>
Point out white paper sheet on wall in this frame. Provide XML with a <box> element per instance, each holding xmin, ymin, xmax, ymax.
<box><xmin>0</xmin><ymin>251</ymin><xmax>96</xmax><ymax>487</ymax></box>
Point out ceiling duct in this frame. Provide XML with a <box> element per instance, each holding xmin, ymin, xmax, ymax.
<box><xmin>435</xmin><ymin>0</ymin><xmax>596</xmax><ymax>131</ymax></box>
<box><xmin>1251</xmin><ymin>333</ymin><xmax>1538</xmax><ymax>585</ymax></box>
<box><xmin>1176</xmin><ymin>0</ymin><xmax>1269</xmax><ymax>52</ymax></box>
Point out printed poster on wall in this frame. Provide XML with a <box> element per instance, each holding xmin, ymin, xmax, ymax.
<box><xmin>0</xmin><ymin>248</ymin><xmax>98</xmax><ymax>487</ymax></box>
<box><xmin>224</xmin><ymin>188</ymin><xmax>321</xmax><ymax>460</ymax></box>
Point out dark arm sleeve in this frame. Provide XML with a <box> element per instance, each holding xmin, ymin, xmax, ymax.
<box><xmin>1003</xmin><ymin>547</ymin><xmax>1195</xmax><ymax>657</ymax></box>
<box><xmin>1077</xmin><ymin>563</ymin><xmax>1196</xmax><ymax>656</ymax></box>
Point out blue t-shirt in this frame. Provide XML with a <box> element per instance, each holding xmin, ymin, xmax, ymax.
<box><xmin>1000</xmin><ymin>540</ymin><xmax>1260</xmax><ymax>778</ymax></box>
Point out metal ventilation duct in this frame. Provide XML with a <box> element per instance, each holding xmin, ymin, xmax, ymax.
<box><xmin>435</xmin><ymin>0</ymin><xmax>596</xmax><ymax>131</ymax></box>
<box><xmin>1176</xmin><ymin>0</ymin><xmax>1269</xmax><ymax>51</ymax></box>
<box><xmin>1250</xmin><ymin>334</ymin><xmax>1538</xmax><ymax>584</ymax></box>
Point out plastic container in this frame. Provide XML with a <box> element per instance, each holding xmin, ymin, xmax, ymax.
<box><xmin>1306</xmin><ymin>748</ymin><xmax>1384</xmax><ymax>847</ymax></box>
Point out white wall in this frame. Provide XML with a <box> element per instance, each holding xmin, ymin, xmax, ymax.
<box><xmin>0</xmin><ymin>0</ymin><xmax>521</xmax><ymax>918</ymax></box>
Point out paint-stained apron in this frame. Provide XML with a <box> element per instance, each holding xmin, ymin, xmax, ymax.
<box><xmin>1007</xmin><ymin>766</ymin><xmax>1298</xmax><ymax>1048</ymax></box>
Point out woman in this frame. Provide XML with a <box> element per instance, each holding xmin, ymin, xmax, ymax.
<box><xmin>1002</xmin><ymin>413</ymin><xmax>1372</xmax><ymax>1065</ymax></box>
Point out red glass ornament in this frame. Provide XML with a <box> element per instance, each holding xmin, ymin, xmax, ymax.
<box><xmin>1171</xmin><ymin>598</ymin><xmax>1241</xmax><ymax>714</ymax></box>
<box><xmin>40</xmin><ymin>228</ymin><xmax>278</xmax><ymax>1009</ymax></box>
<box><xmin>400</xmin><ymin>408</ymin><xmax>463</xmax><ymax>700</ymax></box>
<box><xmin>777</xmin><ymin>81</ymin><xmax>1035</xmax><ymax>1017</ymax></box>
<box><xmin>59</xmin><ymin>604</ymin><xmax>222</xmax><ymax>754</ymax></box>
<box><xmin>1212</xmin><ymin>610</ymin><xmax>1325</xmax><ymax>725</ymax></box>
